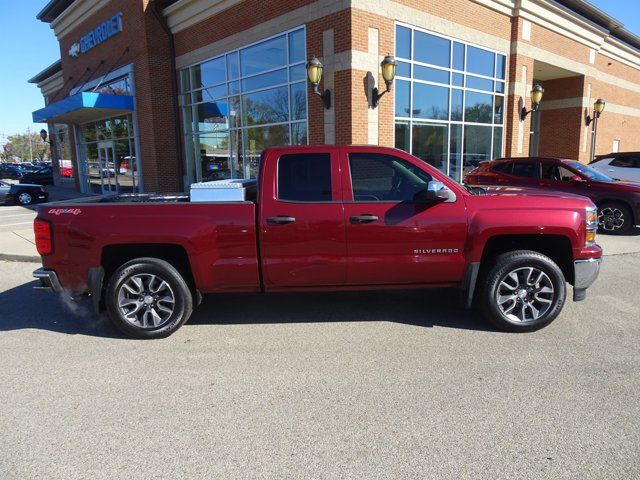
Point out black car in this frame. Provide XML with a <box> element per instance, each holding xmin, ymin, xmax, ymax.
<box><xmin>0</xmin><ymin>180</ymin><xmax>48</xmax><ymax>205</ymax></box>
<box><xmin>20</xmin><ymin>167</ymin><xmax>54</xmax><ymax>186</ymax></box>
<box><xmin>0</xmin><ymin>164</ymin><xmax>24</xmax><ymax>180</ymax></box>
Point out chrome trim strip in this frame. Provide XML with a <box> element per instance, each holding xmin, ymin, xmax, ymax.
<box><xmin>33</xmin><ymin>268</ymin><xmax>64</xmax><ymax>293</ymax></box>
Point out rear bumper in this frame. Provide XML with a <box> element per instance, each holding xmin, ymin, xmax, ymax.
<box><xmin>573</xmin><ymin>257</ymin><xmax>602</xmax><ymax>301</ymax></box>
<box><xmin>33</xmin><ymin>268</ymin><xmax>63</xmax><ymax>293</ymax></box>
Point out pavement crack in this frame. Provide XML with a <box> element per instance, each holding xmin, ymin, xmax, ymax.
<box><xmin>12</xmin><ymin>231</ymin><xmax>35</xmax><ymax>245</ymax></box>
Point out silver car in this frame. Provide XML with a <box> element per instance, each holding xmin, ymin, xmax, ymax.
<box><xmin>590</xmin><ymin>153</ymin><xmax>640</xmax><ymax>183</ymax></box>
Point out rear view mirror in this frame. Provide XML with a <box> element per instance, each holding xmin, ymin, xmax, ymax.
<box><xmin>425</xmin><ymin>181</ymin><xmax>456</xmax><ymax>202</ymax></box>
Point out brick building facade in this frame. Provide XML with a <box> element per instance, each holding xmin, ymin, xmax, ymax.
<box><xmin>30</xmin><ymin>0</ymin><xmax>640</xmax><ymax>194</ymax></box>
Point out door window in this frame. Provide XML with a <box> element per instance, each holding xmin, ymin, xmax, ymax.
<box><xmin>511</xmin><ymin>162</ymin><xmax>537</xmax><ymax>178</ymax></box>
<box><xmin>610</xmin><ymin>156</ymin><xmax>640</xmax><ymax>168</ymax></box>
<box><xmin>277</xmin><ymin>153</ymin><xmax>332</xmax><ymax>202</ymax></box>
<box><xmin>541</xmin><ymin>164</ymin><xmax>577</xmax><ymax>182</ymax></box>
<box><xmin>349</xmin><ymin>153</ymin><xmax>432</xmax><ymax>202</ymax></box>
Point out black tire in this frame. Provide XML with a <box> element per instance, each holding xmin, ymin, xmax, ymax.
<box><xmin>105</xmin><ymin>257</ymin><xmax>193</xmax><ymax>339</ymax></box>
<box><xmin>597</xmin><ymin>201</ymin><xmax>633</xmax><ymax>235</ymax></box>
<box><xmin>17</xmin><ymin>192</ymin><xmax>33</xmax><ymax>205</ymax></box>
<box><xmin>479</xmin><ymin>250</ymin><xmax>566</xmax><ymax>333</ymax></box>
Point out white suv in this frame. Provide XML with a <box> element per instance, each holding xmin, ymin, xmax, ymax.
<box><xmin>590</xmin><ymin>153</ymin><xmax>640</xmax><ymax>183</ymax></box>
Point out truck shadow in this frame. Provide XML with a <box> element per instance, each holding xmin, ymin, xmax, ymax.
<box><xmin>0</xmin><ymin>281</ymin><xmax>493</xmax><ymax>337</ymax></box>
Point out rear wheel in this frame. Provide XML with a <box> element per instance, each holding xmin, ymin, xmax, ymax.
<box><xmin>597</xmin><ymin>201</ymin><xmax>632</xmax><ymax>234</ymax></box>
<box><xmin>105</xmin><ymin>257</ymin><xmax>193</xmax><ymax>339</ymax></box>
<box><xmin>480</xmin><ymin>250</ymin><xmax>566</xmax><ymax>332</ymax></box>
<box><xmin>17</xmin><ymin>192</ymin><xmax>33</xmax><ymax>205</ymax></box>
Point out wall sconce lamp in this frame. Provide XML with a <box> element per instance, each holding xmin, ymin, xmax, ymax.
<box><xmin>520</xmin><ymin>84</ymin><xmax>544</xmax><ymax>120</ymax></box>
<box><xmin>306</xmin><ymin>56</ymin><xmax>331</xmax><ymax>109</ymax></box>
<box><xmin>586</xmin><ymin>98</ymin><xmax>606</xmax><ymax>126</ymax></box>
<box><xmin>372</xmin><ymin>55</ymin><xmax>397</xmax><ymax>108</ymax></box>
<box><xmin>587</xmin><ymin>98</ymin><xmax>606</xmax><ymax>163</ymax></box>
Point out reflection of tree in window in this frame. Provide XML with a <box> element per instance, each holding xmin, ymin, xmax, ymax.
<box><xmin>243</xmin><ymin>87</ymin><xmax>289</xmax><ymax>126</ymax></box>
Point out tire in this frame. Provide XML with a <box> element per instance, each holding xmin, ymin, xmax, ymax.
<box><xmin>479</xmin><ymin>250</ymin><xmax>566</xmax><ymax>333</ymax></box>
<box><xmin>105</xmin><ymin>257</ymin><xmax>193</xmax><ymax>339</ymax></box>
<box><xmin>17</xmin><ymin>192</ymin><xmax>33</xmax><ymax>205</ymax></box>
<box><xmin>597</xmin><ymin>201</ymin><xmax>633</xmax><ymax>235</ymax></box>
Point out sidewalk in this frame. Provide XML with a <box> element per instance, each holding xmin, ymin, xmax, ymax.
<box><xmin>0</xmin><ymin>186</ymin><xmax>98</xmax><ymax>263</ymax></box>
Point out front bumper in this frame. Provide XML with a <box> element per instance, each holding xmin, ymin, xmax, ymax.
<box><xmin>573</xmin><ymin>258</ymin><xmax>602</xmax><ymax>301</ymax></box>
<box><xmin>33</xmin><ymin>268</ymin><xmax>63</xmax><ymax>293</ymax></box>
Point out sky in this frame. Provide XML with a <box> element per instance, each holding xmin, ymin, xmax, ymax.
<box><xmin>0</xmin><ymin>0</ymin><xmax>638</xmax><ymax>142</ymax></box>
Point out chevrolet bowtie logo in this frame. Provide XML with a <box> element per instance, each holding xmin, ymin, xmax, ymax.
<box><xmin>69</xmin><ymin>43</ymin><xmax>80</xmax><ymax>58</ymax></box>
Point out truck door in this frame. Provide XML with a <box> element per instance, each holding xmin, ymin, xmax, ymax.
<box><xmin>341</xmin><ymin>148</ymin><xmax>468</xmax><ymax>285</ymax></box>
<box><xmin>259</xmin><ymin>148</ymin><xmax>346</xmax><ymax>287</ymax></box>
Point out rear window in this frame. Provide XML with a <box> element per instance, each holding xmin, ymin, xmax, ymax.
<box><xmin>511</xmin><ymin>162</ymin><xmax>537</xmax><ymax>178</ymax></box>
<box><xmin>277</xmin><ymin>153</ymin><xmax>332</xmax><ymax>202</ymax></box>
<box><xmin>491</xmin><ymin>162</ymin><xmax>512</xmax><ymax>174</ymax></box>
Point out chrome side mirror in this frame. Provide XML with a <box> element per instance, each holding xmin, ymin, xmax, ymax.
<box><xmin>426</xmin><ymin>181</ymin><xmax>456</xmax><ymax>202</ymax></box>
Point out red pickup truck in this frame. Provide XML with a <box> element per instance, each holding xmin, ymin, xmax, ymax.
<box><xmin>33</xmin><ymin>145</ymin><xmax>602</xmax><ymax>339</ymax></box>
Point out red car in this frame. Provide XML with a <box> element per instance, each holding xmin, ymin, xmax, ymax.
<box><xmin>33</xmin><ymin>146</ymin><xmax>601</xmax><ymax>338</ymax></box>
<box><xmin>465</xmin><ymin>157</ymin><xmax>640</xmax><ymax>234</ymax></box>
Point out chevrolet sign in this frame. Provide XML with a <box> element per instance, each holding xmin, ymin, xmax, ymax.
<box><xmin>69</xmin><ymin>12</ymin><xmax>123</xmax><ymax>58</ymax></box>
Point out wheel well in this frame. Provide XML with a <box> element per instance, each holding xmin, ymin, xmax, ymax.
<box><xmin>481</xmin><ymin>235</ymin><xmax>574</xmax><ymax>284</ymax></box>
<box><xmin>101</xmin><ymin>243</ymin><xmax>196</xmax><ymax>292</ymax></box>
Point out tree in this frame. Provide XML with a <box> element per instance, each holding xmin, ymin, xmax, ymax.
<box><xmin>4</xmin><ymin>132</ymin><xmax>50</xmax><ymax>162</ymax></box>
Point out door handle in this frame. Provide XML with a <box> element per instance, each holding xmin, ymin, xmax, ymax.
<box><xmin>350</xmin><ymin>214</ymin><xmax>379</xmax><ymax>224</ymax></box>
<box><xmin>266</xmin><ymin>216</ymin><xmax>296</xmax><ymax>225</ymax></box>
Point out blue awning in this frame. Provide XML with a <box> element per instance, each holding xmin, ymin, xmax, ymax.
<box><xmin>32</xmin><ymin>92</ymin><xmax>134</xmax><ymax>124</ymax></box>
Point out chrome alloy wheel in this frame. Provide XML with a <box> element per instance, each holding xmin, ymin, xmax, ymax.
<box><xmin>598</xmin><ymin>207</ymin><xmax>625</xmax><ymax>231</ymax></box>
<box><xmin>117</xmin><ymin>274</ymin><xmax>176</xmax><ymax>329</ymax></box>
<box><xmin>18</xmin><ymin>193</ymin><xmax>32</xmax><ymax>205</ymax></box>
<box><xmin>496</xmin><ymin>267</ymin><xmax>555</xmax><ymax>323</ymax></box>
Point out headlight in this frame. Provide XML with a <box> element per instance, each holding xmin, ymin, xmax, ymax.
<box><xmin>585</xmin><ymin>205</ymin><xmax>598</xmax><ymax>246</ymax></box>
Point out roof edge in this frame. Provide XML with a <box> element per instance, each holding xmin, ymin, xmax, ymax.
<box><xmin>28</xmin><ymin>59</ymin><xmax>63</xmax><ymax>84</ymax></box>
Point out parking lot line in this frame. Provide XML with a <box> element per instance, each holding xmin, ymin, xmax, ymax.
<box><xmin>1</xmin><ymin>213</ymin><xmax>37</xmax><ymax>218</ymax></box>
<box><xmin>1</xmin><ymin>221</ymin><xmax>35</xmax><ymax>227</ymax></box>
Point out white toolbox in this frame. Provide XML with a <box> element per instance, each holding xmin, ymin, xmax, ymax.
<box><xmin>190</xmin><ymin>179</ymin><xmax>256</xmax><ymax>202</ymax></box>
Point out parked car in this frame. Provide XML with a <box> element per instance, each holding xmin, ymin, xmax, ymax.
<box><xmin>20</xmin><ymin>167</ymin><xmax>54</xmax><ymax>186</ymax></box>
<box><xmin>0</xmin><ymin>180</ymin><xmax>48</xmax><ymax>205</ymax></box>
<box><xmin>0</xmin><ymin>164</ymin><xmax>24</xmax><ymax>180</ymax></box>
<box><xmin>33</xmin><ymin>145</ymin><xmax>601</xmax><ymax>339</ymax></box>
<box><xmin>589</xmin><ymin>152</ymin><xmax>640</xmax><ymax>183</ymax></box>
<box><xmin>465</xmin><ymin>156</ymin><xmax>640</xmax><ymax>234</ymax></box>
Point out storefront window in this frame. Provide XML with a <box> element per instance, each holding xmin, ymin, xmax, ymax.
<box><xmin>181</xmin><ymin>27</ymin><xmax>307</xmax><ymax>183</ymax></box>
<box><xmin>394</xmin><ymin>24</ymin><xmax>506</xmax><ymax>182</ymax></box>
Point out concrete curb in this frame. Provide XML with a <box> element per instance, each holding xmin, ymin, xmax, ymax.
<box><xmin>0</xmin><ymin>253</ymin><xmax>41</xmax><ymax>263</ymax></box>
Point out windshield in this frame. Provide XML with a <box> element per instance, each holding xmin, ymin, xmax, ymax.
<box><xmin>567</xmin><ymin>161</ymin><xmax>614</xmax><ymax>183</ymax></box>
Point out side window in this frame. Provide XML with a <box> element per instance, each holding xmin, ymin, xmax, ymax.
<box><xmin>349</xmin><ymin>153</ymin><xmax>432</xmax><ymax>202</ymax></box>
<box><xmin>542</xmin><ymin>164</ymin><xmax>577</xmax><ymax>181</ymax></box>
<box><xmin>511</xmin><ymin>162</ymin><xmax>537</xmax><ymax>178</ymax></box>
<box><xmin>491</xmin><ymin>162</ymin><xmax>513</xmax><ymax>174</ymax></box>
<box><xmin>277</xmin><ymin>153</ymin><xmax>332</xmax><ymax>202</ymax></box>
<box><xmin>610</xmin><ymin>157</ymin><xmax>633</xmax><ymax>168</ymax></box>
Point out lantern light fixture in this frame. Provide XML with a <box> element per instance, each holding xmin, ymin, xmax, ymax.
<box><xmin>372</xmin><ymin>55</ymin><xmax>397</xmax><ymax>108</ymax></box>
<box><xmin>587</xmin><ymin>98</ymin><xmax>606</xmax><ymax>163</ymax></box>
<box><xmin>520</xmin><ymin>84</ymin><xmax>544</xmax><ymax>120</ymax></box>
<box><xmin>306</xmin><ymin>56</ymin><xmax>331</xmax><ymax>109</ymax></box>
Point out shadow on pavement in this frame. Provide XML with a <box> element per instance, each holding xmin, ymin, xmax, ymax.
<box><xmin>0</xmin><ymin>281</ymin><xmax>493</xmax><ymax>337</ymax></box>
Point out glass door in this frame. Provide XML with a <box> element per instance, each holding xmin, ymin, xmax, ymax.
<box><xmin>98</xmin><ymin>141</ymin><xmax>117</xmax><ymax>193</ymax></box>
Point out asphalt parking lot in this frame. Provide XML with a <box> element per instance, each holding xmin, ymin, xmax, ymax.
<box><xmin>1</xmin><ymin>243</ymin><xmax>639</xmax><ymax>479</ymax></box>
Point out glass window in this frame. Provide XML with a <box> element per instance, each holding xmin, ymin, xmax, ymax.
<box><xmin>414</xmin><ymin>31</ymin><xmax>450</xmax><ymax>67</ymax></box>
<box><xmin>278</xmin><ymin>153</ymin><xmax>331</xmax><ymax>202</ymax></box>
<box><xmin>396</xmin><ymin>61</ymin><xmax>411</xmax><ymax>77</ymax></box>
<box><xmin>241</xmin><ymin>35</ymin><xmax>287</xmax><ymax>76</ymax></box>
<box><xmin>288</xmin><ymin>29</ymin><xmax>305</xmax><ymax>63</ymax></box>
<box><xmin>492</xmin><ymin>127</ymin><xmax>503</xmax><ymax>159</ymax></box>
<box><xmin>610</xmin><ymin>156</ymin><xmax>640</xmax><ymax>168</ymax></box>
<box><xmin>349</xmin><ymin>153</ymin><xmax>432</xmax><ymax>202</ymax></box>
<box><xmin>493</xmin><ymin>95</ymin><xmax>504</xmax><ymax>124</ymax></box>
<box><xmin>491</xmin><ymin>162</ymin><xmax>512</xmax><ymax>173</ymax></box>
<box><xmin>242</xmin><ymin>87</ymin><xmax>289</xmax><ymax>126</ymax></box>
<box><xmin>449</xmin><ymin>124</ymin><xmax>463</xmax><ymax>181</ymax></box>
<box><xmin>412</xmin><ymin>123</ymin><xmax>448</xmax><ymax>172</ymax></box>
<box><xmin>395</xmin><ymin>121</ymin><xmax>410</xmax><ymax>152</ymax></box>
<box><xmin>414</xmin><ymin>65</ymin><xmax>449</xmax><ymax>84</ymax></box>
<box><xmin>466</xmin><ymin>75</ymin><xmax>493</xmax><ymax>91</ymax></box>
<box><xmin>463</xmin><ymin>125</ymin><xmax>492</xmax><ymax>175</ymax></box>
<box><xmin>496</xmin><ymin>54</ymin><xmax>506</xmax><ymax>80</ymax></box>
<box><xmin>181</xmin><ymin>28</ymin><xmax>307</xmax><ymax>183</ymax></box>
<box><xmin>452</xmin><ymin>73</ymin><xmax>464</xmax><ymax>87</ymax></box>
<box><xmin>465</xmin><ymin>91</ymin><xmax>493</xmax><ymax>123</ymax></box>
<box><xmin>451</xmin><ymin>89</ymin><xmax>463</xmax><ymax>121</ymax></box>
<box><xmin>511</xmin><ymin>161</ymin><xmax>537</xmax><ymax>178</ymax></box>
<box><xmin>453</xmin><ymin>43</ymin><xmax>465</xmax><ymax>70</ymax></box>
<box><xmin>413</xmin><ymin>83</ymin><xmax>448</xmax><ymax>120</ymax></box>
<box><xmin>466</xmin><ymin>46</ymin><xmax>494</xmax><ymax>77</ymax></box>
<box><xmin>395</xmin><ymin>80</ymin><xmax>411</xmax><ymax>117</ymax></box>
<box><xmin>541</xmin><ymin>163</ymin><xmax>579</xmax><ymax>182</ymax></box>
<box><xmin>396</xmin><ymin>26</ymin><xmax>412</xmax><ymax>59</ymax></box>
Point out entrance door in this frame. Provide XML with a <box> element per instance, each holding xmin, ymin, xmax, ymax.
<box><xmin>98</xmin><ymin>141</ymin><xmax>117</xmax><ymax>193</ymax></box>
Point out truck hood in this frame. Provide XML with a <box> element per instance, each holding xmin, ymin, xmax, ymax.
<box><xmin>472</xmin><ymin>185</ymin><xmax>590</xmax><ymax>202</ymax></box>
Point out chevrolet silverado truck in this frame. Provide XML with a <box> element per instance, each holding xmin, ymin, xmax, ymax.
<box><xmin>33</xmin><ymin>145</ymin><xmax>602</xmax><ymax>339</ymax></box>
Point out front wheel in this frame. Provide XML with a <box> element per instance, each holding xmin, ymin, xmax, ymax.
<box><xmin>105</xmin><ymin>257</ymin><xmax>193</xmax><ymax>339</ymax></box>
<box><xmin>479</xmin><ymin>250</ymin><xmax>566</xmax><ymax>332</ymax></box>
<box><xmin>597</xmin><ymin>201</ymin><xmax>633</xmax><ymax>234</ymax></box>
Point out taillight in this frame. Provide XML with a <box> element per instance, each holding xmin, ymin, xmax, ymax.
<box><xmin>40</xmin><ymin>186</ymin><xmax>46</xmax><ymax>193</ymax></box>
<box><xmin>34</xmin><ymin>218</ymin><xmax>53</xmax><ymax>255</ymax></box>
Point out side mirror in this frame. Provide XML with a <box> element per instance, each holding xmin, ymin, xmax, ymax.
<box><xmin>570</xmin><ymin>175</ymin><xmax>586</xmax><ymax>183</ymax></box>
<box><xmin>425</xmin><ymin>181</ymin><xmax>456</xmax><ymax>202</ymax></box>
